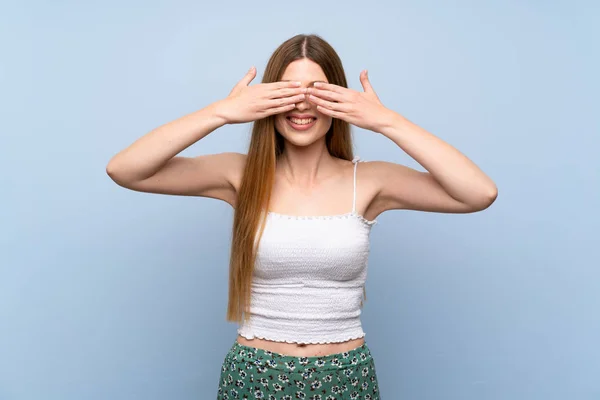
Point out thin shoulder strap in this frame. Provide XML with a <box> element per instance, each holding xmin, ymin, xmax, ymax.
<box><xmin>352</xmin><ymin>156</ymin><xmax>360</xmax><ymax>213</ymax></box>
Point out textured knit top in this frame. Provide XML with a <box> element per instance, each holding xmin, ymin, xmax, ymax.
<box><xmin>237</xmin><ymin>156</ymin><xmax>378</xmax><ymax>344</ymax></box>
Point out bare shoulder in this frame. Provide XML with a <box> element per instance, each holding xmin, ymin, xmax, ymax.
<box><xmin>353</xmin><ymin>160</ymin><xmax>399</xmax><ymax>219</ymax></box>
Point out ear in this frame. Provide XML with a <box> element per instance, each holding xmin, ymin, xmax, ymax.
<box><xmin>359</xmin><ymin>69</ymin><xmax>374</xmax><ymax>93</ymax></box>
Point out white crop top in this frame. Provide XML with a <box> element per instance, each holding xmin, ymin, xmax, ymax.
<box><xmin>237</xmin><ymin>156</ymin><xmax>378</xmax><ymax>344</ymax></box>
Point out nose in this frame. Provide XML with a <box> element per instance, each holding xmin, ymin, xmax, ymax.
<box><xmin>294</xmin><ymin>93</ymin><xmax>311</xmax><ymax>111</ymax></box>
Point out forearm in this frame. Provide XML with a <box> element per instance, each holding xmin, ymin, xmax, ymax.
<box><xmin>106</xmin><ymin>101</ymin><xmax>228</xmax><ymax>182</ymax></box>
<box><xmin>378</xmin><ymin>110</ymin><xmax>498</xmax><ymax>207</ymax></box>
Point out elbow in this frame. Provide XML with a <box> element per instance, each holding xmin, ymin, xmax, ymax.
<box><xmin>106</xmin><ymin>158</ymin><xmax>120</xmax><ymax>180</ymax></box>
<box><xmin>106</xmin><ymin>157</ymin><xmax>151</xmax><ymax>189</ymax></box>
<box><xmin>469</xmin><ymin>184</ymin><xmax>498</xmax><ymax>212</ymax></box>
<box><xmin>485</xmin><ymin>183</ymin><xmax>499</xmax><ymax>207</ymax></box>
<box><xmin>105</xmin><ymin>160</ymin><xmax>117</xmax><ymax>180</ymax></box>
<box><xmin>105</xmin><ymin>158</ymin><xmax>130</xmax><ymax>186</ymax></box>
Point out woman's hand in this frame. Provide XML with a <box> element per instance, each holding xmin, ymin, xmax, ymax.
<box><xmin>215</xmin><ymin>67</ymin><xmax>308</xmax><ymax>124</ymax></box>
<box><xmin>306</xmin><ymin>70</ymin><xmax>392</xmax><ymax>132</ymax></box>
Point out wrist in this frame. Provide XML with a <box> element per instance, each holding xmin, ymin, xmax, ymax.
<box><xmin>208</xmin><ymin>99</ymin><xmax>232</xmax><ymax>126</ymax></box>
<box><xmin>377</xmin><ymin>109</ymin><xmax>407</xmax><ymax>137</ymax></box>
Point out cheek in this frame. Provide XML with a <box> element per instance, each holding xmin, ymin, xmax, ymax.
<box><xmin>274</xmin><ymin>115</ymin><xmax>286</xmax><ymax>132</ymax></box>
<box><xmin>318</xmin><ymin>116</ymin><xmax>333</xmax><ymax>131</ymax></box>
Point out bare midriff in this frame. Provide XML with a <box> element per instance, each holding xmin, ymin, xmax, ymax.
<box><xmin>236</xmin><ymin>334</ymin><xmax>365</xmax><ymax>357</ymax></box>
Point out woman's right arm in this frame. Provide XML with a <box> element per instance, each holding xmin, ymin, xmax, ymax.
<box><xmin>106</xmin><ymin>67</ymin><xmax>306</xmax><ymax>206</ymax></box>
<box><xmin>106</xmin><ymin>102</ymin><xmax>243</xmax><ymax>205</ymax></box>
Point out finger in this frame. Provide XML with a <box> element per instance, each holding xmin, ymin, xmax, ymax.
<box><xmin>268</xmin><ymin>87</ymin><xmax>307</xmax><ymax>99</ymax></box>
<box><xmin>307</xmin><ymin>93</ymin><xmax>347</xmax><ymax>112</ymax></box>
<box><xmin>312</xmin><ymin>81</ymin><xmax>346</xmax><ymax>94</ymax></box>
<box><xmin>315</xmin><ymin>104</ymin><xmax>343</xmax><ymax>119</ymax></box>
<box><xmin>237</xmin><ymin>66</ymin><xmax>257</xmax><ymax>87</ymax></box>
<box><xmin>268</xmin><ymin>81</ymin><xmax>303</xmax><ymax>90</ymax></box>
<box><xmin>359</xmin><ymin>69</ymin><xmax>374</xmax><ymax>93</ymax></box>
<box><xmin>307</xmin><ymin>87</ymin><xmax>343</xmax><ymax>102</ymax></box>
<box><xmin>264</xmin><ymin>102</ymin><xmax>297</xmax><ymax>116</ymax></box>
<box><xmin>267</xmin><ymin>93</ymin><xmax>307</xmax><ymax>108</ymax></box>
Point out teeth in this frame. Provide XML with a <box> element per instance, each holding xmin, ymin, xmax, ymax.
<box><xmin>290</xmin><ymin>117</ymin><xmax>314</xmax><ymax>125</ymax></box>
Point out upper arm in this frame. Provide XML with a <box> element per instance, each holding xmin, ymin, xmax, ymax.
<box><xmin>365</xmin><ymin>161</ymin><xmax>476</xmax><ymax>214</ymax></box>
<box><xmin>107</xmin><ymin>152</ymin><xmax>246</xmax><ymax>206</ymax></box>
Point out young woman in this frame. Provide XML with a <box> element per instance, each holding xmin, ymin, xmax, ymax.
<box><xmin>107</xmin><ymin>34</ymin><xmax>497</xmax><ymax>399</ymax></box>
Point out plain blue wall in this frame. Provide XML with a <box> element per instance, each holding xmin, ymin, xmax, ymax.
<box><xmin>1</xmin><ymin>0</ymin><xmax>598</xmax><ymax>399</ymax></box>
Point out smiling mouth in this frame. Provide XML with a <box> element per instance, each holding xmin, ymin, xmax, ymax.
<box><xmin>287</xmin><ymin>117</ymin><xmax>316</xmax><ymax>125</ymax></box>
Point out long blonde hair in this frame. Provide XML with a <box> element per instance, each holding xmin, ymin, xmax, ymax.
<box><xmin>226</xmin><ymin>34</ymin><xmax>366</xmax><ymax>323</ymax></box>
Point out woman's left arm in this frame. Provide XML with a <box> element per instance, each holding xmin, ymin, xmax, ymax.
<box><xmin>307</xmin><ymin>70</ymin><xmax>498</xmax><ymax>214</ymax></box>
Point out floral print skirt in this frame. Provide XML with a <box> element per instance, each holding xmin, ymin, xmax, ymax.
<box><xmin>216</xmin><ymin>340</ymin><xmax>381</xmax><ymax>399</ymax></box>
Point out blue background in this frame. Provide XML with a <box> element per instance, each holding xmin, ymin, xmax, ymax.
<box><xmin>1</xmin><ymin>0</ymin><xmax>598</xmax><ymax>399</ymax></box>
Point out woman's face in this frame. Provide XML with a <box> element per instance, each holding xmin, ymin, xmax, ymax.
<box><xmin>274</xmin><ymin>58</ymin><xmax>333</xmax><ymax>148</ymax></box>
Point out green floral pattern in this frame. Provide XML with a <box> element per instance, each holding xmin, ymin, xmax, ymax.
<box><xmin>216</xmin><ymin>341</ymin><xmax>380</xmax><ymax>399</ymax></box>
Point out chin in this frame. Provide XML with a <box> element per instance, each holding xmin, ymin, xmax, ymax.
<box><xmin>281</xmin><ymin>133</ymin><xmax>323</xmax><ymax>148</ymax></box>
